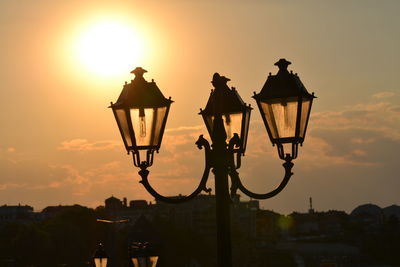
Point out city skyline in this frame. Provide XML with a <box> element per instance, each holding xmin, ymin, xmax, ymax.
<box><xmin>1</xmin><ymin>0</ymin><xmax>399</xmax><ymax>214</ymax></box>
<box><xmin>1</xmin><ymin>195</ymin><xmax>399</xmax><ymax>216</ymax></box>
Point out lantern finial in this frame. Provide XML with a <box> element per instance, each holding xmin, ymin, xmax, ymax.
<box><xmin>212</xmin><ymin>73</ymin><xmax>231</xmax><ymax>88</ymax></box>
<box><xmin>131</xmin><ymin>67</ymin><xmax>148</xmax><ymax>78</ymax></box>
<box><xmin>274</xmin><ymin>59</ymin><xmax>291</xmax><ymax>71</ymax></box>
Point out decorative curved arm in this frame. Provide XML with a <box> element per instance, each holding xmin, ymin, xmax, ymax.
<box><xmin>137</xmin><ymin>135</ymin><xmax>212</xmax><ymax>204</ymax></box>
<box><xmin>229</xmin><ymin>155</ymin><xmax>294</xmax><ymax>200</ymax></box>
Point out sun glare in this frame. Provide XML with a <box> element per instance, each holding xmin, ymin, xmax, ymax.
<box><xmin>75</xmin><ymin>19</ymin><xmax>145</xmax><ymax>77</ymax></box>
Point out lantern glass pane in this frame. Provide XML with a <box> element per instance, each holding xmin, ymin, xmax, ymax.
<box><xmin>241</xmin><ymin>109</ymin><xmax>251</xmax><ymax>152</ymax></box>
<box><xmin>299</xmin><ymin>98</ymin><xmax>311</xmax><ymax>138</ymax></box>
<box><xmin>94</xmin><ymin>258</ymin><xmax>108</xmax><ymax>267</ymax></box>
<box><xmin>115</xmin><ymin>109</ymin><xmax>132</xmax><ymax>147</ymax></box>
<box><xmin>131</xmin><ymin>257</ymin><xmax>147</xmax><ymax>267</ymax></box>
<box><xmin>260</xmin><ymin>97</ymin><xmax>298</xmax><ymax>139</ymax></box>
<box><xmin>260</xmin><ymin>101</ymin><xmax>278</xmax><ymax>139</ymax></box>
<box><xmin>204</xmin><ymin>112</ymin><xmax>243</xmax><ymax>143</ymax></box>
<box><xmin>149</xmin><ymin>256</ymin><xmax>159</xmax><ymax>267</ymax></box>
<box><xmin>223</xmin><ymin>112</ymin><xmax>242</xmax><ymax>142</ymax></box>
<box><xmin>130</xmin><ymin>107</ymin><xmax>167</xmax><ymax>147</ymax></box>
<box><xmin>131</xmin><ymin>258</ymin><xmax>139</xmax><ymax>267</ymax></box>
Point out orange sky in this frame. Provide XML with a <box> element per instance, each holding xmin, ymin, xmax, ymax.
<box><xmin>1</xmin><ymin>0</ymin><xmax>399</xmax><ymax>213</ymax></box>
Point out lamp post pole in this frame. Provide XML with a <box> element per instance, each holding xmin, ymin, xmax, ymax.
<box><xmin>213</xmin><ymin>115</ymin><xmax>233</xmax><ymax>267</ymax></box>
<box><xmin>215</xmin><ymin>172</ymin><xmax>232</xmax><ymax>267</ymax></box>
<box><xmin>110</xmin><ymin>59</ymin><xmax>316</xmax><ymax>267</ymax></box>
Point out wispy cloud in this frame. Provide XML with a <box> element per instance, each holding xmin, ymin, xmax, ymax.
<box><xmin>351</xmin><ymin>138</ymin><xmax>375</xmax><ymax>144</ymax></box>
<box><xmin>0</xmin><ymin>183</ymin><xmax>25</xmax><ymax>191</ymax></box>
<box><xmin>165</xmin><ymin>125</ymin><xmax>204</xmax><ymax>132</ymax></box>
<box><xmin>300</xmin><ymin>136</ymin><xmax>379</xmax><ymax>170</ymax></box>
<box><xmin>58</xmin><ymin>139</ymin><xmax>120</xmax><ymax>151</ymax></box>
<box><xmin>311</xmin><ymin>101</ymin><xmax>400</xmax><ymax>141</ymax></box>
<box><xmin>372</xmin><ymin>91</ymin><xmax>395</xmax><ymax>99</ymax></box>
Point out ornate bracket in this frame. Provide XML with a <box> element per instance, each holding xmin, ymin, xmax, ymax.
<box><xmin>137</xmin><ymin>132</ymin><xmax>295</xmax><ymax>203</ymax></box>
<box><xmin>138</xmin><ymin>135</ymin><xmax>212</xmax><ymax>204</ymax></box>
<box><xmin>228</xmin><ymin>133</ymin><xmax>242</xmax><ymax>170</ymax></box>
<box><xmin>229</xmin><ymin>154</ymin><xmax>294</xmax><ymax>199</ymax></box>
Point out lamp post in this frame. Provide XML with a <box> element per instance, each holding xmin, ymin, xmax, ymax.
<box><xmin>93</xmin><ymin>243</ymin><xmax>108</xmax><ymax>267</ymax></box>
<box><xmin>110</xmin><ymin>59</ymin><xmax>315</xmax><ymax>267</ymax></box>
<box><xmin>129</xmin><ymin>242</ymin><xmax>159</xmax><ymax>267</ymax></box>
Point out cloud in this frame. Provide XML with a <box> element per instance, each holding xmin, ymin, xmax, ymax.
<box><xmin>0</xmin><ymin>183</ymin><xmax>25</xmax><ymax>190</ymax></box>
<box><xmin>58</xmin><ymin>139</ymin><xmax>120</xmax><ymax>151</ymax></box>
<box><xmin>351</xmin><ymin>138</ymin><xmax>375</xmax><ymax>144</ymax></box>
<box><xmin>299</xmin><ymin>136</ymin><xmax>378</xmax><ymax>170</ymax></box>
<box><xmin>372</xmin><ymin>91</ymin><xmax>395</xmax><ymax>99</ymax></box>
<box><xmin>311</xmin><ymin>101</ymin><xmax>400</xmax><ymax>141</ymax></box>
<box><xmin>165</xmin><ymin>125</ymin><xmax>204</xmax><ymax>132</ymax></box>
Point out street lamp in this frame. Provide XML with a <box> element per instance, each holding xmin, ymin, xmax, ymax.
<box><xmin>130</xmin><ymin>242</ymin><xmax>159</xmax><ymax>267</ymax></box>
<box><xmin>200</xmin><ymin>73</ymin><xmax>252</xmax><ymax>155</ymax></box>
<box><xmin>93</xmin><ymin>243</ymin><xmax>108</xmax><ymax>267</ymax></box>
<box><xmin>109</xmin><ymin>67</ymin><xmax>173</xmax><ymax>168</ymax></box>
<box><xmin>253</xmin><ymin>59</ymin><xmax>315</xmax><ymax>159</ymax></box>
<box><xmin>110</xmin><ymin>59</ymin><xmax>315</xmax><ymax>267</ymax></box>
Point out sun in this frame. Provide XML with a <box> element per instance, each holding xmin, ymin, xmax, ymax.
<box><xmin>74</xmin><ymin>19</ymin><xmax>145</xmax><ymax>77</ymax></box>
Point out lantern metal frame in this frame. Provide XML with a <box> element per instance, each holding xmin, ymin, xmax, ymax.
<box><xmin>253</xmin><ymin>59</ymin><xmax>315</xmax><ymax>159</ymax></box>
<box><xmin>130</xmin><ymin>242</ymin><xmax>159</xmax><ymax>267</ymax></box>
<box><xmin>199</xmin><ymin>73</ymin><xmax>252</xmax><ymax>155</ymax></box>
<box><xmin>110</xmin><ymin>60</ymin><xmax>315</xmax><ymax>267</ymax></box>
<box><xmin>109</xmin><ymin>67</ymin><xmax>173</xmax><ymax>168</ymax></box>
<box><xmin>93</xmin><ymin>243</ymin><xmax>108</xmax><ymax>267</ymax></box>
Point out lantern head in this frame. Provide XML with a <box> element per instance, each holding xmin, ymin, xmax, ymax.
<box><xmin>130</xmin><ymin>242</ymin><xmax>159</xmax><ymax>267</ymax></box>
<box><xmin>253</xmin><ymin>59</ymin><xmax>315</xmax><ymax>159</ymax></box>
<box><xmin>200</xmin><ymin>73</ymin><xmax>251</xmax><ymax>154</ymax></box>
<box><xmin>110</xmin><ymin>67</ymin><xmax>173</xmax><ymax>166</ymax></box>
<box><xmin>93</xmin><ymin>243</ymin><xmax>108</xmax><ymax>267</ymax></box>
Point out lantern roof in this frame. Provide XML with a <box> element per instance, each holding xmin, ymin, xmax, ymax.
<box><xmin>112</xmin><ymin>67</ymin><xmax>173</xmax><ymax>108</ymax></box>
<box><xmin>201</xmin><ymin>73</ymin><xmax>249</xmax><ymax>115</ymax></box>
<box><xmin>254</xmin><ymin>59</ymin><xmax>315</xmax><ymax>100</ymax></box>
<box><xmin>93</xmin><ymin>243</ymin><xmax>108</xmax><ymax>259</ymax></box>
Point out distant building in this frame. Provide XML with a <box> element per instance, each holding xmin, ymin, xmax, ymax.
<box><xmin>232</xmin><ymin>195</ymin><xmax>259</xmax><ymax>239</ymax></box>
<box><xmin>41</xmin><ymin>204</ymin><xmax>85</xmax><ymax>219</ymax></box>
<box><xmin>289</xmin><ymin>210</ymin><xmax>347</xmax><ymax>236</ymax></box>
<box><xmin>105</xmin><ymin>196</ymin><xmax>123</xmax><ymax>210</ymax></box>
<box><xmin>155</xmin><ymin>194</ymin><xmax>217</xmax><ymax>240</ymax></box>
<box><xmin>350</xmin><ymin>203</ymin><xmax>384</xmax><ymax>230</ymax></box>
<box><xmin>102</xmin><ymin>194</ymin><xmax>263</xmax><ymax>246</ymax></box>
<box><xmin>319</xmin><ymin>210</ymin><xmax>348</xmax><ymax>235</ymax></box>
<box><xmin>129</xmin><ymin>200</ymin><xmax>148</xmax><ymax>209</ymax></box>
<box><xmin>254</xmin><ymin>209</ymin><xmax>281</xmax><ymax>243</ymax></box>
<box><xmin>290</xmin><ymin>212</ymin><xmax>319</xmax><ymax>234</ymax></box>
<box><xmin>308</xmin><ymin>197</ymin><xmax>315</xmax><ymax>214</ymax></box>
<box><xmin>383</xmin><ymin>204</ymin><xmax>400</xmax><ymax>220</ymax></box>
<box><xmin>0</xmin><ymin>204</ymin><xmax>34</xmax><ymax>224</ymax></box>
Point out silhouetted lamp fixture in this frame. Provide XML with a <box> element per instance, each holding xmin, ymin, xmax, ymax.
<box><xmin>253</xmin><ymin>59</ymin><xmax>315</xmax><ymax>159</ymax></box>
<box><xmin>109</xmin><ymin>67</ymin><xmax>173</xmax><ymax>168</ymax></box>
<box><xmin>93</xmin><ymin>243</ymin><xmax>108</xmax><ymax>267</ymax></box>
<box><xmin>200</xmin><ymin>73</ymin><xmax>252</xmax><ymax>154</ymax></box>
<box><xmin>130</xmin><ymin>242</ymin><xmax>159</xmax><ymax>267</ymax></box>
<box><xmin>110</xmin><ymin>59</ymin><xmax>315</xmax><ymax>267</ymax></box>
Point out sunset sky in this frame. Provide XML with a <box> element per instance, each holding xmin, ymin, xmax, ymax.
<box><xmin>1</xmin><ymin>0</ymin><xmax>399</xmax><ymax>214</ymax></box>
